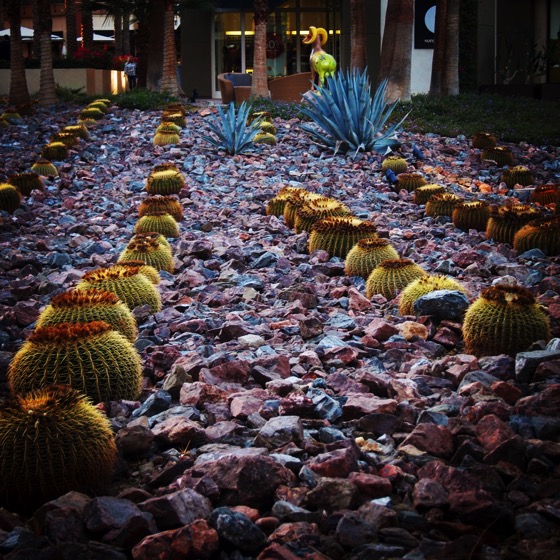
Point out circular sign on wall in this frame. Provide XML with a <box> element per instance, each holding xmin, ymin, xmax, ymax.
<box><xmin>415</xmin><ymin>0</ymin><xmax>436</xmax><ymax>49</ymax></box>
<box><xmin>425</xmin><ymin>6</ymin><xmax>436</xmax><ymax>33</ymax></box>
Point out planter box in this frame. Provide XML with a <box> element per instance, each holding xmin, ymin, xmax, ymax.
<box><xmin>0</xmin><ymin>68</ymin><xmax>126</xmax><ymax>96</ymax></box>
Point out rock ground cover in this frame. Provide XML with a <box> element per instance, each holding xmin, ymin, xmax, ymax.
<box><xmin>0</xmin><ymin>101</ymin><xmax>559</xmax><ymax>559</ymax></box>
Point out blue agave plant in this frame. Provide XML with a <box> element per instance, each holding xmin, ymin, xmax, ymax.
<box><xmin>200</xmin><ymin>101</ymin><xmax>263</xmax><ymax>155</ymax></box>
<box><xmin>300</xmin><ymin>69</ymin><xmax>408</xmax><ymax>156</ymax></box>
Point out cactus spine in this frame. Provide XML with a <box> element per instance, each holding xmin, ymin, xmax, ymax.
<box><xmin>398</xmin><ymin>275</ymin><xmax>468</xmax><ymax>316</ymax></box>
<box><xmin>452</xmin><ymin>200</ymin><xmax>490</xmax><ymax>232</ymax></box>
<box><xmin>365</xmin><ymin>259</ymin><xmax>428</xmax><ymax>300</ymax></box>
<box><xmin>345</xmin><ymin>238</ymin><xmax>399</xmax><ymax>279</ymax></box>
<box><xmin>114</xmin><ymin>260</ymin><xmax>161</xmax><ymax>285</ymax></box>
<box><xmin>513</xmin><ymin>216</ymin><xmax>560</xmax><ymax>256</ymax></box>
<box><xmin>8</xmin><ymin>321</ymin><xmax>143</xmax><ymax>403</ymax></box>
<box><xmin>462</xmin><ymin>284</ymin><xmax>550</xmax><ymax>357</ymax></box>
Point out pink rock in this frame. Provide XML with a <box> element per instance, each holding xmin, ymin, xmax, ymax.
<box><xmin>514</xmin><ymin>384</ymin><xmax>560</xmax><ymax>417</ymax></box>
<box><xmin>199</xmin><ymin>360</ymin><xmax>251</xmax><ymax>386</ymax></box>
<box><xmin>348</xmin><ymin>287</ymin><xmax>372</xmax><ymax>311</ymax></box>
<box><xmin>400</xmin><ymin>423</ymin><xmax>455</xmax><ymax>458</ymax></box>
<box><xmin>307</xmin><ymin>447</ymin><xmax>359</xmax><ymax>478</ymax></box>
<box><xmin>412</xmin><ymin>478</ymin><xmax>449</xmax><ymax>508</ymax></box>
<box><xmin>348</xmin><ymin>472</ymin><xmax>392</xmax><ymax>498</ymax></box>
<box><xmin>491</xmin><ymin>381</ymin><xmax>522</xmax><ymax>405</ymax></box>
<box><xmin>151</xmin><ymin>416</ymin><xmax>207</xmax><ymax>447</ymax></box>
<box><xmin>475</xmin><ymin>414</ymin><xmax>517</xmax><ymax>453</ymax></box>
<box><xmin>342</xmin><ymin>394</ymin><xmax>398</xmax><ymax>419</ymax></box>
<box><xmin>230</xmin><ymin>394</ymin><xmax>265</xmax><ymax>418</ymax></box>
<box><xmin>364</xmin><ymin>318</ymin><xmax>399</xmax><ymax>341</ymax></box>
<box><xmin>180</xmin><ymin>382</ymin><xmax>229</xmax><ymax>407</ymax></box>
<box><xmin>268</xmin><ymin>521</ymin><xmax>321</xmax><ymax>547</ymax></box>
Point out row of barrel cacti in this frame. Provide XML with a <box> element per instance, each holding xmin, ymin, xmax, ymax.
<box><xmin>265</xmin><ymin>186</ymin><xmax>551</xmax><ymax>359</ymax></box>
<box><xmin>0</xmin><ymin>101</ymin><xmax>186</xmax><ymax>512</ymax></box>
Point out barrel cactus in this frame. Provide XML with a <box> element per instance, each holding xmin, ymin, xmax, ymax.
<box><xmin>8</xmin><ymin>172</ymin><xmax>44</xmax><ymax>196</ymax></box>
<box><xmin>398</xmin><ymin>274</ymin><xmax>468</xmax><ymax>316</ymax></box>
<box><xmin>345</xmin><ymin>237</ymin><xmax>399</xmax><ymax>279</ymax></box>
<box><xmin>0</xmin><ymin>385</ymin><xmax>117</xmax><ymax>512</ymax></box>
<box><xmin>452</xmin><ymin>200</ymin><xmax>491</xmax><ymax>232</ymax></box>
<box><xmin>294</xmin><ymin>197</ymin><xmax>353</xmax><ymax>234</ymax></box>
<box><xmin>36</xmin><ymin>288</ymin><xmax>138</xmax><ymax>342</ymax></box>
<box><xmin>164</xmin><ymin>103</ymin><xmax>187</xmax><ymax>115</ymax></box>
<box><xmin>0</xmin><ymin>183</ymin><xmax>22</xmax><ymax>213</ymax></box>
<box><xmin>134</xmin><ymin>211</ymin><xmax>179</xmax><ymax>238</ymax></box>
<box><xmin>425</xmin><ymin>193</ymin><xmax>463</xmax><ymax>217</ymax></box>
<box><xmin>161</xmin><ymin>111</ymin><xmax>186</xmax><ymax>128</ymax></box>
<box><xmin>397</xmin><ymin>172</ymin><xmax>427</xmax><ymax>193</ymax></box>
<box><xmin>481</xmin><ymin>146</ymin><xmax>514</xmax><ymax>167</ymax></box>
<box><xmin>8</xmin><ymin>321</ymin><xmax>143</xmax><ymax>403</ymax></box>
<box><xmin>31</xmin><ymin>159</ymin><xmax>58</xmax><ymax>177</ymax></box>
<box><xmin>62</xmin><ymin>124</ymin><xmax>89</xmax><ymax>140</ymax></box>
<box><xmin>284</xmin><ymin>191</ymin><xmax>323</xmax><ymax>229</ymax></box>
<box><xmin>486</xmin><ymin>205</ymin><xmax>541</xmax><ymax>245</ymax></box>
<box><xmin>41</xmin><ymin>142</ymin><xmax>69</xmax><ymax>161</ymax></box>
<box><xmin>87</xmin><ymin>101</ymin><xmax>109</xmax><ymax>114</ymax></box>
<box><xmin>501</xmin><ymin>165</ymin><xmax>533</xmax><ymax>189</ymax></box>
<box><xmin>259</xmin><ymin>122</ymin><xmax>277</xmax><ymax>135</ymax></box>
<box><xmin>413</xmin><ymin>184</ymin><xmax>446</xmax><ymax>205</ymax></box>
<box><xmin>513</xmin><ymin>216</ymin><xmax>560</xmax><ymax>256</ymax></box>
<box><xmin>146</xmin><ymin>168</ymin><xmax>186</xmax><ymax>195</ymax></box>
<box><xmin>365</xmin><ymin>258</ymin><xmax>428</xmax><ymax>300</ymax></box>
<box><xmin>248</xmin><ymin>111</ymin><xmax>272</xmax><ymax>125</ymax></box>
<box><xmin>51</xmin><ymin>132</ymin><xmax>80</xmax><ymax>148</ymax></box>
<box><xmin>254</xmin><ymin>132</ymin><xmax>278</xmax><ymax>146</ymax></box>
<box><xmin>118</xmin><ymin>232</ymin><xmax>174</xmax><ymax>273</ymax></box>
<box><xmin>116</xmin><ymin>260</ymin><xmax>161</xmax><ymax>285</ymax></box>
<box><xmin>309</xmin><ymin>217</ymin><xmax>378</xmax><ymax>259</ymax></box>
<box><xmin>139</xmin><ymin>195</ymin><xmax>183</xmax><ymax>222</ymax></box>
<box><xmin>77</xmin><ymin>117</ymin><xmax>98</xmax><ymax>127</ymax></box>
<box><xmin>530</xmin><ymin>184</ymin><xmax>559</xmax><ymax>206</ymax></box>
<box><xmin>381</xmin><ymin>155</ymin><xmax>408</xmax><ymax>174</ymax></box>
<box><xmin>0</xmin><ymin>118</ymin><xmax>9</xmax><ymax>128</ymax></box>
<box><xmin>76</xmin><ymin>265</ymin><xmax>162</xmax><ymax>313</ymax></box>
<box><xmin>462</xmin><ymin>284</ymin><xmax>550</xmax><ymax>357</ymax></box>
<box><xmin>156</xmin><ymin>122</ymin><xmax>182</xmax><ymax>135</ymax></box>
<box><xmin>79</xmin><ymin>107</ymin><xmax>105</xmax><ymax>121</ymax></box>
<box><xmin>471</xmin><ymin>132</ymin><xmax>497</xmax><ymax>149</ymax></box>
<box><xmin>266</xmin><ymin>187</ymin><xmax>308</xmax><ymax>218</ymax></box>
<box><xmin>0</xmin><ymin>111</ymin><xmax>22</xmax><ymax>123</ymax></box>
<box><xmin>154</xmin><ymin>131</ymin><xmax>181</xmax><ymax>146</ymax></box>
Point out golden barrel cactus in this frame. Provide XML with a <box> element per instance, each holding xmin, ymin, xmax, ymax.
<box><xmin>114</xmin><ymin>260</ymin><xmax>161</xmax><ymax>285</ymax></box>
<box><xmin>51</xmin><ymin>132</ymin><xmax>80</xmax><ymax>148</ymax></box>
<box><xmin>8</xmin><ymin>321</ymin><xmax>143</xmax><ymax>403</ymax></box>
<box><xmin>365</xmin><ymin>258</ymin><xmax>428</xmax><ymax>300</ymax></box>
<box><xmin>154</xmin><ymin>131</ymin><xmax>181</xmax><ymax>146</ymax></box>
<box><xmin>161</xmin><ymin>112</ymin><xmax>186</xmax><ymax>128</ymax></box>
<box><xmin>283</xmin><ymin>191</ymin><xmax>323</xmax><ymax>229</ymax></box>
<box><xmin>500</xmin><ymin>165</ymin><xmax>533</xmax><ymax>189</ymax></box>
<box><xmin>425</xmin><ymin>193</ymin><xmax>463</xmax><ymax>217</ymax></box>
<box><xmin>265</xmin><ymin>186</ymin><xmax>308</xmax><ymax>217</ymax></box>
<box><xmin>471</xmin><ymin>132</ymin><xmax>497</xmax><ymax>149</ymax></box>
<box><xmin>462</xmin><ymin>284</ymin><xmax>550</xmax><ymax>357</ymax></box>
<box><xmin>345</xmin><ymin>238</ymin><xmax>399</xmax><ymax>279</ymax></box>
<box><xmin>413</xmin><ymin>184</ymin><xmax>446</xmax><ymax>205</ymax></box>
<box><xmin>513</xmin><ymin>216</ymin><xmax>560</xmax><ymax>256</ymax></box>
<box><xmin>382</xmin><ymin>155</ymin><xmax>408</xmax><ymax>174</ymax></box>
<box><xmin>452</xmin><ymin>200</ymin><xmax>491</xmax><ymax>232</ymax></box>
<box><xmin>79</xmin><ymin>107</ymin><xmax>104</xmax><ymax>121</ymax></box>
<box><xmin>41</xmin><ymin>142</ymin><xmax>69</xmax><ymax>161</ymax></box>
<box><xmin>294</xmin><ymin>197</ymin><xmax>353</xmax><ymax>234</ymax></box>
<box><xmin>146</xmin><ymin>168</ymin><xmax>186</xmax><ymax>195</ymax></box>
<box><xmin>254</xmin><ymin>132</ymin><xmax>278</xmax><ymax>146</ymax></box>
<box><xmin>530</xmin><ymin>184</ymin><xmax>559</xmax><ymax>206</ymax></box>
<box><xmin>156</xmin><ymin>122</ymin><xmax>182</xmax><ymax>135</ymax></box>
<box><xmin>134</xmin><ymin>211</ymin><xmax>180</xmax><ymax>238</ymax></box>
<box><xmin>0</xmin><ymin>183</ymin><xmax>22</xmax><ymax>213</ymax></box>
<box><xmin>8</xmin><ymin>172</ymin><xmax>44</xmax><ymax>196</ymax></box>
<box><xmin>486</xmin><ymin>205</ymin><xmax>541</xmax><ymax>245</ymax></box>
<box><xmin>139</xmin><ymin>195</ymin><xmax>183</xmax><ymax>222</ymax></box>
<box><xmin>0</xmin><ymin>385</ymin><xmax>117</xmax><ymax>512</ymax></box>
<box><xmin>31</xmin><ymin>159</ymin><xmax>58</xmax><ymax>177</ymax></box>
<box><xmin>396</xmin><ymin>172</ymin><xmax>428</xmax><ymax>193</ymax></box>
<box><xmin>118</xmin><ymin>232</ymin><xmax>174</xmax><ymax>273</ymax></box>
<box><xmin>481</xmin><ymin>146</ymin><xmax>514</xmax><ymax>167</ymax></box>
<box><xmin>36</xmin><ymin>288</ymin><xmax>138</xmax><ymax>342</ymax></box>
<box><xmin>62</xmin><ymin>124</ymin><xmax>89</xmax><ymax>139</ymax></box>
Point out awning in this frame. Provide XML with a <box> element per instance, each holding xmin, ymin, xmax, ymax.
<box><xmin>0</xmin><ymin>26</ymin><xmax>63</xmax><ymax>41</ymax></box>
<box><xmin>77</xmin><ymin>33</ymin><xmax>115</xmax><ymax>42</ymax></box>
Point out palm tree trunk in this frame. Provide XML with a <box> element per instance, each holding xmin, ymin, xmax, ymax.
<box><xmin>430</xmin><ymin>0</ymin><xmax>460</xmax><ymax>95</ymax></box>
<box><xmin>81</xmin><ymin>0</ymin><xmax>94</xmax><ymax>52</ymax></box>
<box><xmin>350</xmin><ymin>0</ymin><xmax>367</xmax><ymax>71</ymax></box>
<box><xmin>7</xmin><ymin>0</ymin><xmax>31</xmax><ymax>106</ymax></box>
<box><xmin>31</xmin><ymin>0</ymin><xmax>41</xmax><ymax>59</ymax></box>
<box><xmin>36</xmin><ymin>0</ymin><xmax>57</xmax><ymax>106</ymax></box>
<box><xmin>123</xmin><ymin>10</ymin><xmax>131</xmax><ymax>55</ymax></box>
<box><xmin>65</xmin><ymin>0</ymin><xmax>78</xmax><ymax>57</ymax></box>
<box><xmin>114</xmin><ymin>11</ymin><xmax>123</xmax><ymax>56</ymax></box>
<box><xmin>378</xmin><ymin>0</ymin><xmax>412</xmax><ymax>102</ymax></box>
<box><xmin>146</xmin><ymin>0</ymin><xmax>165</xmax><ymax>90</ymax></box>
<box><xmin>160</xmin><ymin>0</ymin><xmax>179</xmax><ymax>95</ymax></box>
<box><xmin>251</xmin><ymin>0</ymin><xmax>269</xmax><ymax>98</ymax></box>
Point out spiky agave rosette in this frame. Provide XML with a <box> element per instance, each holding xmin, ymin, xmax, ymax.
<box><xmin>294</xmin><ymin>197</ymin><xmax>353</xmax><ymax>234</ymax></box>
<box><xmin>501</xmin><ymin>165</ymin><xmax>533</xmax><ymax>189</ymax></box>
<box><xmin>365</xmin><ymin>258</ymin><xmax>428</xmax><ymax>300</ymax></box>
<box><xmin>530</xmin><ymin>184</ymin><xmax>559</xmax><ymax>206</ymax></box>
<box><xmin>413</xmin><ymin>184</ymin><xmax>446</xmax><ymax>205</ymax></box>
<box><xmin>398</xmin><ymin>274</ymin><xmax>468</xmax><ymax>316</ymax></box>
<box><xmin>486</xmin><ymin>204</ymin><xmax>541</xmax><ymax>245</ymax></box>
<box><xmin>309</xmin><ymin>216</ymin><xmax>378</xmax><ymax>259</ymax></box>
<box><xmin>0</xmin><ymin>385</ymin><xmax>117</xmax><ymax>512</ymax></box>
<box><xmin>31</xmin><ymin>159</ymin><xmax>58</xmax><ymax>177</ymax></box>
<box><xmin>146</xmin><ymin>168</ymin><xmax>186</xmax><ymax>195</ymax></box>
<box><xmin>8</xmin><ymin>321</ymin><xmax>143</xmax><ymax>403</ymax></box>
<box><xmin>513</xmin><ymin>215</ymin><xmax>560</xmax><ymax>256</ymax></box>
<box><xmin>0</xmin><ymin>183</ymin><xmax>22</xmax><ymax>213</ymax></box>
<box><xmin>36</xmin><ymin>288</ymin><xmax>138</xmax><ymax>342</ymax></box>
<box><xmin>118</xmin><ymin>232</ymin><xmax>174</xmax><ymax>273</ymax></box>
<box><xmin>139</xmin><ymin>195</ymin><xmax>183</xmax><ymax>222</ymax></box>
<box><xmin>134</xmin><ymin>211</ymin><xmax>180</xmax><ymax>238</ymax></box>
<box><xmin>266</xmin><ymin>186</ymin><xmax>309</xmax><ymax>217</ymax></box>
<box><xmin>344</xmin><ymin>238</ymin><xmax>399</xmax><ymax>279</ymax></box>
<box><xmin>76</xmin><ymin>265</ymin><xmax>162</xmax><ymax>312</ymax></box>
<box><xmin>425</xmin><ymin>193</ymin><xmax>463</xmax><ymax>217</ymax></box>
<box><xmin>452</xmin><ymin>200</ymin><xmax>491</xmax><ymax>232</ymax></box>
<box><xmin>8</xmin><ymin>172</ymin><xmax>44</xmax><ymax>196</ymax></box>
<box><xmin>462</xmin><ymin>284</ymin><xmax>550</xmax><ymax>357</ymax></box>
<box><xmin>397</xmin><ymin>172</ymin><xmax>427</xmax><ymax>193</ymax></box>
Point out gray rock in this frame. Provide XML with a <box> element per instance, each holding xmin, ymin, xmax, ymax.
<box><xmin>254</xmin><ymin>415</ymin><xmax>304</xmax><ymax>449</ymax></box>
<box><xmin>208</xmin><ymin>507</ymin><xmax>266</xmax><ymax>552</ymax></box>
<box><xmin>413</xmin><ymin>290</ymin><xmax>470</xmax><ymax>320</ymax></box>
<box><xmin>515</xmin><ymin>350</ymin><xmax>560</xmax><ymax>383</ymax></box>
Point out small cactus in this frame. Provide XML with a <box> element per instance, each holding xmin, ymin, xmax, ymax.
<box><xmin>118</xmin><ymin>232</ymin><xmax>174</xmax><ymax>273</ymax></box>
<box><xmin>146</xmin><ymin>168</ymin><xmax>186</xmax><ymax>195</ymax></box>
<box><xmin>259</xmin><ymin>122</ymin><xmax>277</xmax><ymax>135</ymax></box>
<box><xmin>294</xmin><ymin>197</ymin><xmax>353</xmax><ymax>234</ymax></box>
<box><xmin>139</xmin><ymin>195</ymin><xmax>183</xmax><ymax>222</ymax></box>
<box><xmin>31</xmin><ymin>159</ymin><xmax>58</xmax><ymax>177</ymax></box>
<box><xmin>161</xmin><ymin>111</ymin><xmax>186</xmax><ymax>128</ymax></box>
<box><xmin>248</xmin><ymin>111</ymin><xmax>272</xmax><ymax>125</ymax></box>
<box><xmin>0</xmin><ymin>118</ymin><xmax>9</xmax><ymax>128</ymax></box>
<box><xmin>0</xmin><ymin>385</ymin><xmax>117</xmax><ymax>512</ymax></box>
<box><xmin>365</xmin><ymin>258</ymin><xmax>428</xmax><ymax>300</ymax></box>
<box><xmin>513</xmin><ymin>215</ymin><xmax>560</xmax><ymax>256</ymax></box>
<box><xmin>134</xmin><ymin>211</ymin><xmax>180</xmax><ymax>238</ymax></box>
<box><xmin>471</xmin><ymin>132</ymin><xmax>497</xmax><ymax>149</ymax></box>
<box><xmin>283</xmin><ymin>191</ymin><xmax>323</xmax><ymax>229</ymax></box>
<box><xmin>115</xmin><ymin>260</ymin><xmax>161</xmax><ymax>285</ymax></box>
<box><xmin>382</xmin><ymin>155</ymin><xmax>408</xmax><ymax>174</ymax></box>
<box><xmin>345</xmin><ymin>237</ymin><xmax>399</xmax><ymax>279</ymax></box>
<box><xmin>265</xmin><ymin>186</ymin><xmax>308</xmax><ymax>217</ymax></box>
<box><xmin>153</xmin><ymin>131</ymin><xmax>181</xmax><ymax>146</ymax></box>
<box><xmin>413</xmin><ymin>184</ymin><xmax>446</xmax><ymax>205</ymax></box>
<box><xmin>165</xmin><ymin>103</ymin><xmax>187</xmax><ymax>115</ymax></box>
<box><xmin>0</xmin><ymin>111</ymin><xmax>22</xmax><ymax>123</ymax></box>
<box><xmin>41</xmin><ymin>142</ymin><xmax>69</xmax><ymax>161</ymax></box>
<box><xmin>486</xmin><ymin>204</ymin><xmax>541</xmax><ymax>245</ymax></box>
<box><xmin>62</xmin><ymin>124</ymin><xmax>89</xmax><ymax>139</ymax></box>
<box><xmin>76</xmin><ymin>264</ymin><xmax>162</xmax><ymax>313</ymax></box>
<box><xmin>95</xmin><ymin>98</ymin><xmax>113</xmax><ymax>106</ymax></box>
<box><xmin>87</xmin><ymin>101</ymin><xmax>109</xmax><ymax>114</ymax></box>
<box><xmin>79</xmin><ymin>107</ymin><xmax>105</xmax><ymax>121</ymax></box>
<box><xmin>36</xmin><ymin>288</ymin><xmax>138</xmax><ymax>342</ymax></box>
<box><xmin>481</xmin><ymin>146</ymin><xmax>514</xmax><ymax>167</ymax></box>
<box><xmin>0</xmin><ymin>183</ymin><xmax>22</xmax><ymax>213</ymax></box>
<box><xmin>77</xmin><ymin>117</ymin><xmax>98</xmax><ymax>127</ymax></box>
<box><xmin>156</xmin><ymin>122</ymin><xmax>182</xmax><ymax>134</ymax></box>
<box><xmin>254</xmin><ymin>132</ymin><xmax>277</xmax><ymax>145</ymax></box>
<box><xmin>452</xmin><ymin>200</ymin><xmax>490</xmax><ymax>232</ymax></box>
<box><xmin>7</xmin><ymin>172</ymin><xmax>43</xmax><ymax>196</ymax></box>
<box><xmin>462</xmin><ymin>284</ymin><xmax>550</xmax><ymax>357</ymax></box>
<box><xmin>530</xmin><ymin>184</ymin><xmax>559</xmax><ymax>206</ymax></box>
<box><xmin>500</xmin><ymin>165</ymin><xmax>533</xmax><ymax>189</ymax></box>
<box><xmin>51</xmin><ymin>132</ymin><xmax>80</xmax><ymax>147</ymax></box>
<box><xmin>398</xmin><ymin>274</ymin><xmax>468</xmax><ymax>316</ymax></box>
<box><xmin>396</xmin><ymin>172</ymin><xmax>428</xmax><ymax>193</ymax></box>
<box><xmin>8</xmin><ymin>321</ymin><xmax>143</xmax><ymax>403</ymax></box>
<box><xmin>309</xmin><ymin>217</ymin><xmax>378</xmax><ymax>259</ymax></box>
<box><xmin>425</xmin><ymin>193</ymin><xmax>463</xmax><ymax>217</ymax></box>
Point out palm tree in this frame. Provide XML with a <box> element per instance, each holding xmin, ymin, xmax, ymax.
<box><xmin>378</xmin><ymin>0</ymin><xmax>413</xmax><ymax>102</ymax></box>
<box><xmin>7</xmin><ymin>0</ymin><xmax>31</xmax><ymax>107</ymax></box>
<box><xmin>160</xmin><ymin>0</ymin><xmax>179</xmax><ymax>95</ymax></box>
<box><xmin>35</xmin><ymin>0</ymin><xmax>57</xmax><ymax>106</ymax></box>
<box><xmin>65</xmin><ymin>0</ymin><xmax>78</xmax><ymax>58</ymax></box>
<box><xmin>251</xmin><ymin>0</ymin><xmax>269</xmax><ymax>98</ymax></box>
<box><xmin>350</xmin><ymin>0</ymin><xmax>367</xmax><ymax>71</ymax></box>
<box><xmin>429</xmin><ymin>0</ymin><xmax>460</xmax><ymax>95</ymax></box>
<box><xmin>81</xmin><ymin>0</ymin><xmax>95</xmax><ymax>51</ymax></box>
